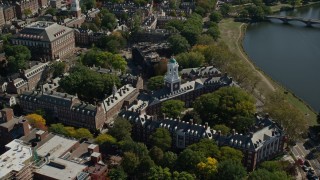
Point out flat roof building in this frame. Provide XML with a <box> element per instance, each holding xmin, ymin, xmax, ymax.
<box><xmin>0</xmin><ymin>139</ymin><xmax>33</xmax><ymax>180</ymax></box>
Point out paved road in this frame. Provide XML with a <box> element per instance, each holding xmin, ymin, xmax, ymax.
<box><xmin>292</xmin><ymin>141</ymin><xmax>320</xmax><ymax>177</ymax></box>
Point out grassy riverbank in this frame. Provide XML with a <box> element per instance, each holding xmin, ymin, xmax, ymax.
<box><xmin>270</xmin><ymin>1</ymin><xmax>320</xmax><ymax>12</ymax></box>
<box><xmin>219</xmin><ymin>18</ymin><xmax>317</xmax><ymax>125</ymax></box>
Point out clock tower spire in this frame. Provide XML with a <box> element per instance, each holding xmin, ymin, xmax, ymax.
<box><xmin>164</xmin><ymin>57</ymin><xmax>181</xmax><ymax>92</ymax></box>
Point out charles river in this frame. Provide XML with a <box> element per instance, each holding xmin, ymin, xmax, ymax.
<box><xmin>243</xmin><ymin>3</ymin><xmax>320</xmax><ymax>111</ymax></box>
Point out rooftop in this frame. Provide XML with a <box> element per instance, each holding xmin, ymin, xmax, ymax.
<box><xmin>36</xmin><ymin>135</ymin><xmax>78</xmax><ymax>158</ymax></box>
<box><xmin>0</xmin><ymin>140</ymin><xmax>33</xmax><ymax>179</ymax></box>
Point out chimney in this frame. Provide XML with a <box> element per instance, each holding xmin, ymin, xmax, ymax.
<box><xmin>190</xmin><ymin>119</ymin><xmax>194</xmax><ymax>125</ymax></box>
<box><xmin>50</xmin><ymin>90</ymin><xmax>54</xmax><ymax>95</ymax></box>
<box><xmin>204</xmin><ymin>122</ymin><xmax>208</xmax><ymax>129</ymax></box>
<box><xmin>36</xmin><ymin>130</ymin><xmax>47</xmax><ymax>141</ymax></box>
<box><xmin>88</xmin><ymin>144</ymin><xmax>99</xmax><ymax>154</ymax></box>
<box><xmin>232</xmin><ymin>129</ymin><xmax>236</xmax><ymax>135</ymax></box>
<box><xmin>217</xmin><ymin>130</ymin><xmax>221</xmax><ymax>136</ymax></box>
<box><xmin>0</xmin><ymin>108</ymin><xmax>14</xmax><ymax>122</ymax></box>
<box><xmin>265</xmin><ymin>113</ymin><xmax>269</xmax><ymax>119</ymax></box>
<box><xmin>91</xmin><ymin>152</ymin><xmax>101</xmax><ymax>164</ymax></box>
<box><xmin>64</xmin><ymin>93</ymin><xmax>67</xmax><ymax>98</ymax></box>
<box><xmin>20</xmin><ymin>119</ymin><xmax>30</xmax><ymax>136</ymax></box>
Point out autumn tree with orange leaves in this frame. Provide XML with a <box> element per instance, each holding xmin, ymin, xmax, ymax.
<box><xmin>25</xmin><ymin>113</ymin><xmax>47</xmax><ymax>130</ymax></box>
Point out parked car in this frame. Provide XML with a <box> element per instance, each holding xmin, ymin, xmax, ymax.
<box><xmin>305</xmin><ymin>160</ymin><xmax>312</xmax><ymax>167</ymax></box>
<box><xmin>302</xmin><ymin>165</ymin><xmax>310</xmax><ymax>172</ymax></box>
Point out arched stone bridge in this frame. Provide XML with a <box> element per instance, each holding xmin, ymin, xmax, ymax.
<box><xmin>265</xmin><ymin>15</ymin><xmax>320</xmax><ymax>27</ymax></box>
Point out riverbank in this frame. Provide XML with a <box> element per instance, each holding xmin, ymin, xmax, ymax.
<box><xmin>270</xmin><ymin>1</ymin><xmax>320</xmax><ymax>13</ymax></box>
<box><xmin>219</xmin><ymin>18</ymin><xmax>317</xmax><ymax>125</ymax></box>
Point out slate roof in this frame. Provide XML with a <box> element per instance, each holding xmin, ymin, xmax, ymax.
<box><xmin>14</xmin><ymin>21</ymin><xmax>73</xmax><ymax>42</ymax></box>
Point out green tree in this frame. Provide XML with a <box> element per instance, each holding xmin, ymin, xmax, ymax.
<box><xmin>265</xmin><ymin>91</ymin><xmax>308</xmax><ymax>141</ymax></box>
<box><xmin>187</xmin><ymin>139</ymin><xmax>221</xmax><ymax>158</ymax></box>
<box><xmin>248</xmin><ymin>169</ymin><xmax>291</xmax><ymax>180</ymax></box>
<box><xmin>176</xmin><ymin>149</ymin><xmax>206</xmax><ymax>172</ymax></box>
<box><xmin>101</xmin><ymin>9</ymin><xmax>117</xmax><ymax>31</ymax></box>
<box><xmin>207</xmin><ymin>23</ymin><xmax>220</xmax><ymax>41</ymax></box>
<box><xmin>147</xmin><ymin>76</ymin><xmax>164</xmax><ymax>91</ymax></box>
<box><xmin>120</xmin><ymin>140</ymin><xmax>149</xmax><ymax>159</ymax></box>
<box><xmin>161</xmin><ymin>151</ymin><xmax>178</xmax><ymax>170</ymax></box>
<box><xmin>216</xmin><ymin>160</ymin><xmax>247</xmax><ymax>180</ymax></box>
<box><xmin>168</xmin><ymin>34</ymin><xmax>190</xmax><ymax>54</ymax></box>
<box><xmin>137</xmin><ymin>156</ymin><xmax>156</xmax><ymax>179</ymax></box>
<box><xmin>210</xmin><ymin>12</ymin><xmax>223</xmax><ymax>23</ymax></box>
<box><xmin>75</xmin><ymin>128</ymin><xmax>93</xmax><ymax>139</ymax></box>
<box><xmin>82</xmin><ymin>49</ymin><xmax>127</xmax><ymax>71</ymax></box>
<box><xmin>149</xmin><ymin>146</ymin><xmax>164</xmax><ymax>165</ymax></box>
<box><xmin>181</xmin><ymin>14</ymin><xmax>203</xmax><ymax>45</ymax></box>
<box><xmin>213</xmin><ymin>124</ymin><xmax>230</xmax><ymax>135</ymax></box>
<box><xmin>51</xmin><ymin>61</ymin><xmax>66</xmax><ymax>78</ymax></box>
<box><xmin>182</xmin><ymin>111</ymin><xmax>202</xmax><ymax>124</ymax></box>
<box><xmin>49</xmin><ymin>123</ymin><xmax>67</xmax><ymax>135</ymax></box>
<box><xmin>166</xmin><ymin>19</ymin><xmax>185</xmax><ymax>32</ymax></box>
<box><xmin>45</xmin><ymin>8</ymin><xmax>57</xmax><ymax>15</ymax></box>
<box><xmin>219</xmin><ymin>146</ymin><xmax>243</xmax><ymax>163</ymax></box>
<box><xmin>176</xmin><ymin>52</ymin><xmax>205</xmax><ymax>69</ymax></box>
<box><xmin>161</xmin><ymin>100</ymin><xmax>185</xmax><ymax>118</ymax></box>
<box><xmin>108</xmin><ymin>167</ymin><xmax>127</xmax><ymax>180</ymax></box>
<box><xmin>5</xmin><ymin>45</ymin><xmax>31</xmax><ymax>73</ymax></box>
<box><xmin>59</xmin><ymin>65</ymin><xmax>120</xmax><ymax>101</ymax></box>
<box><xmin>64</xmin><ymin>126</ymin><xmax>77</xmax><ymax>137</ymax></box>
<box><xmin>148</xmin><ymin>166</ymin><xmax>172</xmax><ymax>180</ymax></box>
<box><xmin>193</xmin><ymin>87</ymin><xmax>256</xmax><ymax>129</ymax></box>
<box><xmin>196</xmin><ymin>34</ymin><xmax>216</xmax><ymax>45</ymax></box>
<box><xmin>122</xmin><ymin>152</ymin><xmax>140</xmax><ymax>175</ymax></box>
<box><xmin>26</xmin><ymin>114</ymin><xmax>46</xmax><ymax>130</ymax></box>
<box><xmin>220</xmin><ymin>3</ymin><xmax>231</xmax><ymax>17</ymax></box>
<box><xmin>287</xmin><ymin>0</ymin><xmax>301</xmax><ymax>8</ymax></box>
<box><xmin>95</xmin><ymin>133</ymin><xmax>117</xmax><ymax>145</ymax></box>
<box><xmin>109</xmin><ymin>117</ymin><xmax>132</xmax><ymax>141</ymax></box>
<box><xmin>149</xmin><ymin>128</ymin><xmax>172</xmax><ymax>151</ymax></box>
<box><xmin>173</xmin><ymin>171</ymin><xmax>196</xmax><ymax>180</ymax></box>
<box><xmin>24</xmin><ymin>8</ymin><xmax>32</xmax><ymax>17</ymax></box>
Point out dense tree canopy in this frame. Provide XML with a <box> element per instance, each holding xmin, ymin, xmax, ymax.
<box><xmin>109</xmin><ymin>117</ymin><xmax>132</xmax><ymax>141</ymax></box>
<box><xmin>147</xmin><ymin>76</ymin><xmax>164</xmax><ymax>91</ymax></box>
<box><xmin>264</xmin><ymin>91</ymin><xmax>308</xmax><ymax>141</ymax></box>
<box><xmin>161</xmin><ymin>100</ymin><xmax>185</xmax><ymax>118</ymax></box>
<box><xmin>197</xmin><ymin>157</ymin><xmax>218</xmax><ymax>179</ymax></box>
<box><xmin>108</xmin><ymin>168</ymin><xmax>127</xmax><ymax>180</ymax></box>
<box><xmin>176</xmin><ymin>52</ymin><xmax>205</xmax><ymax>69</ymax></box>
<box><xmin>97</xmin><ymin>32</ymin><xmax>127</xmax><ymax>53</ymax></box>
<box><xmin>122</xmin><ymin>152</ymin><xmax>140</xmax><ymax>175</ymax></box>
<box><xmin>176</xmin><ymin>149</ymin><xmax>206</xmax><ymax>172</ymax></box>
<box><xmin>50</xmin><ymin>61</ymin><xmax>66</xmax><ymax>78</ymax></box>
<box><xmin>219</xmin><ymin>146</ymin><xmax>243</xmax><ymax>163</ymax></box>
<box><xmin>248</xmin><ymin>169</ymin><xmax>292</xmax><ymax>180</ymax></box>
<box><xmin>49</xmin><ymin>123</ymin><xmax>93</xmax><ymax>139</ymax></box>
<box><xmin>216</xmin><ymin>160</ymin><xmax>247</xmax><ymax>180</ymax></box>
<box><xmin>212</xmin><ymin>124</ymin><xmax>230</xmax><ymax>135</ymax></box>
<box><xmin>59</xmin><ymin>65</ymin><xmax>120</xmax><ymax>101</ymax></box>
<box><xmin>187</xmin><ymin>139</ymin><xmax>221</xmax><ymax>158</ymax></box>
<box><xmin>149</xmin><ymin>128</ymin><xmax>172</xmax><ymax>151</ymax></box>
<box><xmin>193</xmin><ymin>87</ymin><xmax>256</xmax><ymax>130</ymax></box>
<box><xmin>161</xmin><ymin>151</ymin><xmax>178</xmax><ymax>170</ymax></box>
<box><xmin>4</xmin><ymin>45</ymin><xmax>31</xmax><ymax>74</ymax></box>
<box><xmin>100</xmin><ymin>9</ymin><xmax>117</xmax><ymax>31</ymax></box>
<box><xmin>81</xmin><ymin>48</ymin><xmax>127</xmax><ymax>71</ymax></box>
<box><xmin>210</xmin><ymin>12</ymin><xmax>223</xmax><ymax>23</ymax></box>
<box><xmin>168</xmin><ymin>34</ymin><xmax>190</xmax><ymax>54</ymax></box>
<box><xmin>95</xmin><ymin>133</ymin><xmax>117</xmax><ymax>145</ymax></box>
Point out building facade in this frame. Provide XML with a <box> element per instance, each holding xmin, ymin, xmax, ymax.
<box><xmin>15</xmin><ymin>0</ymin><xmax>39</xmax><ymax>19</ymax></box>
<box><xmin>6</xmin><ymin>62</ymin><xmax>49</xmax><ymax>94</ymax></box>
<box><xmin>11</xmin><ymin>21</ymin><xmax>75</xmax><ymax>60</ymax></box>
<box><xmin>122</xmin><ymin>111</ymin><xmax>285</xmax><ymax>171</ymax></box>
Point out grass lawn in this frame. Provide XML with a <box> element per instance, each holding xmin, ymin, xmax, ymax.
<box><xmin>219</xmin><ymin>18</ymin><xmax>317</xmax><ymax>125</ymax></box>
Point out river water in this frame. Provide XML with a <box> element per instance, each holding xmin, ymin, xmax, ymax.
<box><xmin>243</xmin><ymin>3</ymin><xmax>320</xmax><ymax>111</ymax></box>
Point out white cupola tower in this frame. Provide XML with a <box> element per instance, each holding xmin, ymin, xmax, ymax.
<box><xmin>71</xmin><ymin>0</ymin><xmax>81</xmax><ymax>18</ymax></box>
<box><xmin>164</xmin><ymin>57</ymin><xmax>181</xmax><ymax>92</ymax></box>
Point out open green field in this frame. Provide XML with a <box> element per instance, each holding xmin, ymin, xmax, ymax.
<box><xmin>219</xmin><ymin>18</ymin><xmax>317</xmax><ymax>125</ymax></box>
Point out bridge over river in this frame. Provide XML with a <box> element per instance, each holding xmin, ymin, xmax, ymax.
<box><xmin>265</xmin><ymin>15</ymin><xmax>320</xmax><ymax>27</ymax></box>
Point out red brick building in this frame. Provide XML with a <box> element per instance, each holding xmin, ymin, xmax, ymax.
<box><xmin>11</xmin><ymin>21</ymin><xmax>75</xmax><ymax>60</ymax></box>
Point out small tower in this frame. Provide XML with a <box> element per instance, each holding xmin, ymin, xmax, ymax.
<box><xmin>164</xmin><ymin>57</ymin><xmax>181</xmax><ymax>92</ymax></box>
<box><xmin>70</xmin><ymin>0</ymin><xmax>81</xmax><ymax>18</ymax></box>
<box><xmin>112</xmin><ymin>83</ymin><xmax>117</xmax><ymax>97</ymax></box>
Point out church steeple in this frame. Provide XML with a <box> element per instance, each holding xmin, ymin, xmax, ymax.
<box><xmin>164</xmin><ymin>57</ymin><xmax>181</xmax><ymax>92</ymax></box>
<box><xmin>71</xmin><ymin>0</ymin><xmax>81</xmax><ymax>18</ymax></box>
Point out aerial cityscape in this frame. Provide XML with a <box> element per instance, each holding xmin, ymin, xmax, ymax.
<box><xmin>0</xmin><ymin>0</ymin><xmax>319</xmax><ymax>179</ymax></box>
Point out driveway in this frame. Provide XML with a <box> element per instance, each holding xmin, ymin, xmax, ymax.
<box><xmin>292</xmin><ymin>141</ymin><xmax>320</xmax><ymax>176</ymax></box>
